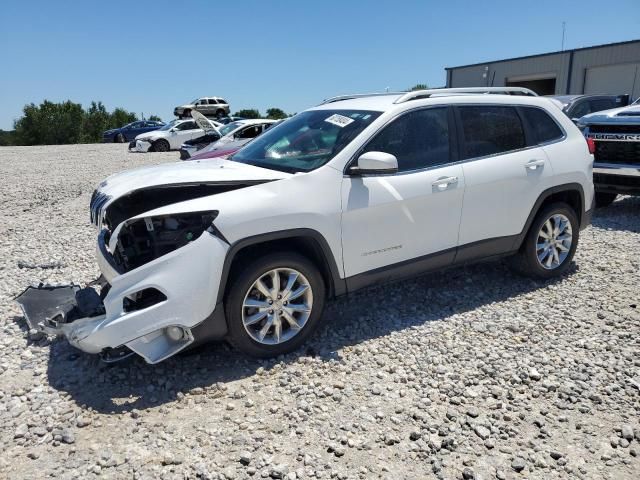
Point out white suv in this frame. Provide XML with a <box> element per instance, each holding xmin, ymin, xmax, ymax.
<box><xmin>18</xmin><ymin>88</ymin><xmax>594</xmax><ymax>364</ymax></box>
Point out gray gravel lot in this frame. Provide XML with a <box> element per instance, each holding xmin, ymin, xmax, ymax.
<box><xmin>0</xmin><ymin>144</ymin><xmax>639</xmax><ymax>480</ymax></box>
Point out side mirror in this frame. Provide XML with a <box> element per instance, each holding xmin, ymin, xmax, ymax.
<box><xmin>349</xmin><ymin>151</ymin><xmax>398</xmax><ymax>175</ymax></box>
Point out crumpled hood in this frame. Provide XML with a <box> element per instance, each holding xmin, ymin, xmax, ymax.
<box><xmin>96</xmin><ymin>158</ymin><xmax>291</xmax><ymax>201</ymax></box>
<box><xmin>581</xmin><ymin>105</ymin><xmax>640</xmax><ymax>124</ymax></box>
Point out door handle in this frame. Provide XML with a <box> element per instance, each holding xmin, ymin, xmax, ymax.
<box><xmin>525</xmin><ymin>159</ymin><xmax>545</xmax><ymax>170</ymax></box>
<box><xmin>432</xmin><ymin>176</ymin><xmax>458</xmax><ymax>191</ymax></box>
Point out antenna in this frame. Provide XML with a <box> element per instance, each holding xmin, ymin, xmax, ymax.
<box><xmin>561</xmin><ymin>21</ymin><xmax>566</xmax><ymax>51</ymax></box>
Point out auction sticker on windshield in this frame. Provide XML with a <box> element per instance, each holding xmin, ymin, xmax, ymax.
<box><xmin>325</xmin><ymin>114</ymin><xmax>355</xmax><ymax>128</ymax></box>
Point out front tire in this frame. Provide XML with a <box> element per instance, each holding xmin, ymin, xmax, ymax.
<box><xmin>595</xmin><ymin>192</ymin><xmax>617</xmax><ymax>208</ymax></box>
<box><xmin>152</xmin><ymin>139</ymin><xmax>170</xmax><ymax>152</ymax></box>
<box><xmin>225</xmin><ymin>252</ymin><xmax>326</xmax><ymax>358</ymax></box>
<box><xmin>115</xmin><ymin>133</ymin><xmax>125</xmax><ymax>143</ymax></box>
<box><xmin>510</xmin><ymin>202</ymin><xmax>579</xmax><ymax>279</ymax></box>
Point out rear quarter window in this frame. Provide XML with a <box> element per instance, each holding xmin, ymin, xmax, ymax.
<box><xmin>521</xmin><ymin>107</ymin><xmax>564</xmax><ymax>144</ymax></box>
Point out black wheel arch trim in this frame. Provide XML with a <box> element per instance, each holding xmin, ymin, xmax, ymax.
<box><xmin>512</xmin><ymin>182</ymin><xmax>587</xmax><ymax>251</ymax></box>
<box><xmin>215</xmin><ymin>228</ymin><xmax>346</xmax><ymax>305</ymax></box>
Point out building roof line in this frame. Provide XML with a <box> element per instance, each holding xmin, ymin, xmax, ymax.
<box><xmin>445</xmin><ymin>38</ymin><xmax>640</xmax><ymax>71</ymax></box>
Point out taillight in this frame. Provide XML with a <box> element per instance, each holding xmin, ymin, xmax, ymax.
<box><xmin>586</xmin><ymin>137</ymin><xmax>596</xmax><ymax>155</ymax></box>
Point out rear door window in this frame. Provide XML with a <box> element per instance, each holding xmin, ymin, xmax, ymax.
<box><xmin>458</xmin><ymin>106</ymin><xmax>525</xmax><ymax>159</ymax></box>
<box><xmin>520</xmin><ymin>107</ymin><xmax>564</xmax><ymax>144</ymax></box>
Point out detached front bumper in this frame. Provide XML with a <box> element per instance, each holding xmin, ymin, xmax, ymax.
<box><xmin>18</xmin><ymin>231</ymin><xmax>229</xmax><ymax>363</ymax></box>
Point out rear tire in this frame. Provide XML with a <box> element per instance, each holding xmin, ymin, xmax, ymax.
<box><xmin>225</xmin><ymin>252</ymin><xmax>326</xmax><ymax>358</ymax></box>
<box><xmin>153</xmin><ymin>139</ymin><xmax>170</xmax><ymax>152</ymax></box>
<box><xmin>509</xmin><ymin>202</ymin><xmax>579</xmax><ymax>279</ymax></box>
<box><xmin>595</xmin><ymin>192</ymin><xmax>617</xmax><ymax>208</ymax></box>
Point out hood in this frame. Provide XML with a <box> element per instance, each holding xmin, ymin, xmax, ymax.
<box><xmin>580</xmin><ymin>105</ymin><xmax>640</xmax><ymax>125</ymax></box>
<box><xmin>191</xmin><ymin>110</ymin><xmax>221</xmax><ymax>134</ymax></box>
<box><xmin>98</xmin><ymin>158</ymin><xmax>290</xmax><ymax>200</ymax></box>
<box><xmin>190</xmin><ymin>147</ymin><xmax>240</xmax><ymax>161</ymax></box>
<box><xmin>94</xmin><ymin>158</ymin><xmax>292</xmax><ymax>230</ymax></box>
<box><xmin>199</xmin><ymin>138</ymin><xmax>250</xmax><ymax>155</ymax></box>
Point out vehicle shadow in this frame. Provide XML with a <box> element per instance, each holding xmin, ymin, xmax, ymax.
<box><xmin>42</xmin><ymin>258</ymin><xmax>576</xmax><ymax>414</ymax></box>
<box><xmin>591</xmin><ymin>195</ymin><xmax>639</xmax><ymax>233</ymax></box>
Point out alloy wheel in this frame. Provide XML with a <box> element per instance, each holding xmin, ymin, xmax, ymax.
<box><xmin>536</xmin><ymin>213</ymin><xmax>573</xmax><ymax>270</ymax></box>
<box><xmin>242</xmin><ymin>268</ymin><xmax>313</xmax><ymax>345</ymax></box>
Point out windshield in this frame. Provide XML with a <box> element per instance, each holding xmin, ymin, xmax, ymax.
<box><xmin>158</xmin><ymin>120</ymin><xmax>179</xmax><ymax>131</ymax></box>
<box><xmin>220</xmin><ymin>122</ymin><xmax>244</xmax><ymax>136</ymax></box>
<box><xmin>231</xmin><ymin>110</ymin><xmax>381</xmax><ymax>173</ymax></box>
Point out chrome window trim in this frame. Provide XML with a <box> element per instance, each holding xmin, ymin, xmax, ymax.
<box><xmin>344</xmin><ymin>103</ymin><xmax>567</xmax><ymax>177</ymax></box>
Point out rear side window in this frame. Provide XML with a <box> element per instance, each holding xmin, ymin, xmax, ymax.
<box><xmin>363</xmin><ymin>107</ymin><xmax>450</xmax><ymax>172</ymax></box>
<box><xmin>521</xmin><ymin>107</ymin><xmax>563</xmax><ymax>144</ymax></box>
<box><xmin>208</xmin><ymin>99</ymin><xmax>218</xmax><ymax>104</ymax></box>
<box><xmin>458</xmin><ymin>106</ymin><xmax>525</xmax><ymax>159</ymax></box>
<box><xmin>177</xmin><ymin>121</ymin><xmax>197</xmax><ymax>130</ymax></box>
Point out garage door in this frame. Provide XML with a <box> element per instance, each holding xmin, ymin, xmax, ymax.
<box><xmin>584</xmin><ymin>63</ymin><xmax>640</xmax><ymax>98</ymax></box>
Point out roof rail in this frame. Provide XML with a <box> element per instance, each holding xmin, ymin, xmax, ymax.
<box><xmin>320</xmin><ymin>92</ymin><xmax>403</xmax><ymax>105</ymax></box>
<box><xmin>393</xmin><ymin>87</ymin><xmax>538</xmax><ymax>104</ymax></box>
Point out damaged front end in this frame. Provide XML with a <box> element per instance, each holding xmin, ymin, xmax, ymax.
<box><xmin>18</xmin><ymin>160</ymin><xmax>287</xmax><ymax>364</ymax></box>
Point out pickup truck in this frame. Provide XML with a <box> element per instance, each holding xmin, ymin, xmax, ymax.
<box><xmin>578</xmin><ymin>99</ymin><xmax>640</xmax><ymax>206</ymax></box>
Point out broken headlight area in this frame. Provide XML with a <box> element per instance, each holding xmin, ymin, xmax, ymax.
<box><xmin>113</xmin><ymin>211</ymin><xmax>220</xmax><ymax>272</ymax></box>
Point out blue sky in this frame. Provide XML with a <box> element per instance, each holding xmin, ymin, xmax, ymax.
<box><xmin>1</xmin><ymin>0</ymin><xmax>638</xmax><ymax>130</ymax></box>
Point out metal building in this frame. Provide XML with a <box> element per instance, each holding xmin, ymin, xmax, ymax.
<box><xmin>445</xmin><ymin>39</ymin><xmax>640</xmax><ymax>98</ymax></box>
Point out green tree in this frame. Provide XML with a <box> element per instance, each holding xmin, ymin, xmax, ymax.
<box><xmin>0</xmin><ymin>130</ymin><xmax>15</xmax><ymax>146</ymax></box>
<box><xmin>265</xmin><ymin>108</ymin><xmax>288</xmax><ymax>120</ymax></box>
<box><xmin>148</xmin><ymin>115</ymin><xmax>162</xmax><ymax>122</ymax></box>
<box><xmin>409</xmin><ymin>83</ymin><xmax>429</xmax><ymax>91</ymax></box>
<box><xmin>14</xmin><ymin>100</ymin><xmax>85</xmax><ymax>145</ymax></box>
<box><xmin>234</xmin><ymin>109</ymin><xmax>261</xmax><ymax>119</ymax></box>
<box><xmin>82</xmin><ymin>101</ymin><xmax>110</xmax><ymax>143</ymax></box>
<box><xmin>108</xmin><ymin>107</ymin><xmax>138</xmax><ymax>130</ymax></box>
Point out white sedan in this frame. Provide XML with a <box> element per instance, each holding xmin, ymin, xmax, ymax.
<box><xmin>131</xmin><ymin>118</ymin><xmax>221</xmax><ymax>152</ymax></box>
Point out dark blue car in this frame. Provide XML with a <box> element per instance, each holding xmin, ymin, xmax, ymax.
<box><xmin>102</xmin><ymin>120</ymin><xmax>165</xmax><ymax>143</ymax></box>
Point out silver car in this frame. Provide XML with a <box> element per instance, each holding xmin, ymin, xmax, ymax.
<box><xmin>174</xmin><ymin>97</ymin><xmax>231</xmax><ymax>119</ymax></box>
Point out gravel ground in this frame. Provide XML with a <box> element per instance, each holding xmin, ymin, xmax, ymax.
<box><xmin>0</xmin><ymin>144</ymin><xmax>639</xmax><ymax>480</ymax></box>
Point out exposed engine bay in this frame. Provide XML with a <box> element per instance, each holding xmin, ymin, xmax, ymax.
<box><xmin>113</xmin><ymin>211</ymin><xmax>219</xmax><ymax>272</ymax></box>
<box><xmin>93</xmin><ymin>181</ymin><xmax>271</xmax><ymax>272</ymax></box>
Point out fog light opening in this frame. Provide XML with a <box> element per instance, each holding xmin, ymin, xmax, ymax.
<box><xmin>123</xmin><ymin>288</ymin><xmax>167</xmax><ymax>313</ymax></box>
